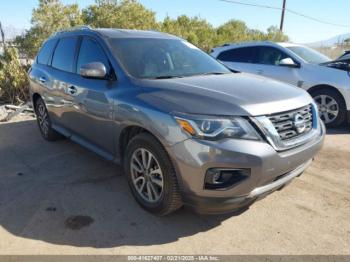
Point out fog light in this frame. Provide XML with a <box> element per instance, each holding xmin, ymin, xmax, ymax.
<box><xmin>204</xmin><ymin>168</ymin><xmax>250</xmax><ymax>190</ymax></box>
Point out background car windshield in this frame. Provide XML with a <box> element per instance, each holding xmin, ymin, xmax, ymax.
<box><xmin>287</xmin><ymin>46</ymin><xmax>330</xmax><ymax>64</ymax></box>
<box><xmin>109</xmin><ymin>38</ymin><xmax>230</xmax><ymax>78</ymax></box>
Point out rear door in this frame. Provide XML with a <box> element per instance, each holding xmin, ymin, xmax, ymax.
<box><xmin>49</xmin><ymin>36</ymin><xmax>80</xmax><ymax>131</ymax></box>
<box><xmin>29</xmin><ymin>38</ymin><xmax>58</xmax><ymax>121</ymax></box>
<box><xmin>217</xmin><ymin>46</ymin><xmax>262</xmax><ymax>74</ymax></box>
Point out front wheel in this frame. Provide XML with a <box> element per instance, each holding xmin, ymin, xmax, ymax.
<box><xmin>124</xmin><ymin>133</ymin><xmax>182</xmax><ymax>215</ymax></box>
<box><xmin>311</xmin><ymin>88</ymin><xmax>346</xmax><ymax>127</ymax></box>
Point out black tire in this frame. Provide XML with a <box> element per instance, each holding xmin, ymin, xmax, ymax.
<box><xmin>124</xmin><ymin>133</ymin><xmax>183</xmax><ymax>215</ymax></box>
<box><xmin>34</xmin><ymin>97</ymin><xmax>63</xmax><ymax>141</ymax></box>
<box><xmin>310</xmin><ymin>88</ymin><xmax>346</xmax><ymax>127</ymax></box>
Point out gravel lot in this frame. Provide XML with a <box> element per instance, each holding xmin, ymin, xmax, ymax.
<box><xmin>0</xmin><ymin>116</ymin><xmax>349</xmax><ymax>255</ymax></box>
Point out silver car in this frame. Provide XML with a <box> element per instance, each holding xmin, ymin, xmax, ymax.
<box><xmin>29</xmin><ymin>28</ymin><xmax>324</xmax><ymax>215</ymax></box>
<box><xmin>211</xmin><ymin>42</ymin><xmax>350</xmax><ymax>127</ymax></box>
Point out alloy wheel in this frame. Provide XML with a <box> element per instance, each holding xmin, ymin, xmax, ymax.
<box><xmin>314</xmin><ymin>94</ymin><xmax>339</xmax><ymax>124</ymax></box>
<box><xmin>130</xmin><ymin>148</ymin><xmax>164</xmax><ymax>203</ymax></box>
<box><xmin>37</xmin><ymin>102</ymin><xmax>50</xmax><ymax>136</ymax></box>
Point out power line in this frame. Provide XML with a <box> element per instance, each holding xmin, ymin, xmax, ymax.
<box><xmin>217</xmin><ymin>0</ymin><xmax>350</xmax><ymax>28</ymax></box>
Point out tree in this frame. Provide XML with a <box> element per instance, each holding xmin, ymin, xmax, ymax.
<box><xmin>265</xmin><ymin>26</ymin><xmax>289</xmax><ymax>42</ymax></box>
<box><xmin>215</xmin><ymin>20</ymin><xmax>251</xmax><ymax>45</ymax></box>
<box><xmin>82</xmin><ymin>0</ymin><xmax>158</xmax><ymax>30</ymax></box>
<box><xmin>161</xmin><ymin>15</ymin><xmax>216</xmax><ymax>52</ymax></box>
<box><xmin>15</xmin><ymin>0</ymin><xmax>83</xmax><ymax>58</ymax></box>
<box><xmin>215</xmin><ymin>20</ymin><xmax>288</xmax><ymax>46</ymax></box>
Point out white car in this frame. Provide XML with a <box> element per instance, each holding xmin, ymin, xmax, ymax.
<box><xmin>211</xmin><ymin>42</ymin><xmax>350</xmax><ymax>127</ymax></box>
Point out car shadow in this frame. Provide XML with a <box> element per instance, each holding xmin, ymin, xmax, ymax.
<box><xmin>326</xmin><ymin>123</ymin><xmax>350</xmax><ymax>135</ymax></box>
<box><xmin>0</xmin><ymin>119</ymin><xmax>239</xmax><ymax>248</ymax></box>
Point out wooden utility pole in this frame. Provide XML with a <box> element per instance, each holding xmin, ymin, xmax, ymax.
<box><xmin>280</xmin><ymin>0</ymin><xmax>287</xmax><ymax>31</ymax></box>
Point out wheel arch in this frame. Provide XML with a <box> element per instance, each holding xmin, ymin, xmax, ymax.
<box><xmin>307</xmin><ymin>84</ymin><xmax>346</xmax><ymax>106</ymax></box>
<box><xmin>118</xmin><ymin>125</ymin><xmax>185</xmax><ymax>188</ymax></box>
<box><xmin>119</xmin><ymin>125</ymin><xmax>151</xmax><ymax>159</ymax></box>
<box><xmin>32</xmin><ymin>93</ymin><xmax>42</xmax><ymax>108</ymax></box>
<box><xmin>307</xmin><ymin>84</ymin><xmax>348</xmax><ymax>126</ymax></box>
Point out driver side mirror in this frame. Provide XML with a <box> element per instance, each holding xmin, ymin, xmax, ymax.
<box><xmin>279</xmin><ymin>58</ymin><xmax>300</xmax><ymax>68</ymax></box>
<box><xmin>80</xmin><ymin>62</ymin><xmax>107</xmax><ymax>79</ymax></box>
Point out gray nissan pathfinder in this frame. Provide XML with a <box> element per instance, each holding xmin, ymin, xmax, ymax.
<box><xmin>29</xmin><ymin>27</ymin><xmax>325</xmax><ymax>215</ymax></box>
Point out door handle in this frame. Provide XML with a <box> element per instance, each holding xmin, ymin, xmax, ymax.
<box><xmin>39</xmin><ymin>77</ymin><xmax>47</xmax><ymax>83</ymax></box>
<box><xmin>67</xmin><ymin>85</ymin><xmax>77</xmax><ymax>95</ymax></box>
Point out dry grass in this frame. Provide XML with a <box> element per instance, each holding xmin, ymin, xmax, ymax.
<box><xmin>315</xmin><ymin>46</ymin><xmax>349</xmax><ymax>59</ymax></box>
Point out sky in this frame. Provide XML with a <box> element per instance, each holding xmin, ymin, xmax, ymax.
<box><xmin>1</xmin><ymin>0</ymin><xmax>350</xmax><ymax>43</ymax></box>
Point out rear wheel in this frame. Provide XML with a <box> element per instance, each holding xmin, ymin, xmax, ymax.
<box><xmin>34</xmin><ymin>97</ymin><xmax>63</xmax><ymax>141</ymax></box>
<box><xmin>310</xmin><ymin>88</ymin><xmax>346</xmax><ymax>127</ymax></box>
<box><xmin>124</xmin><ymin>133</ymin><xmax>182</xmax><ymax>215</ymax></box>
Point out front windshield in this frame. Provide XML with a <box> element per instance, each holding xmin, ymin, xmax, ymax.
<box><xmin>287</xmin><ymin>46</ymin><xmax>330</xmax><ymax>64</ymax></box>
<box><xmin>108</xmin><ymin>38</ymin><xmax>230</xmax><ymax>79</ymax></box>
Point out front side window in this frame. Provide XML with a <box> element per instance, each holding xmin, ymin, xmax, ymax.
<box><xmin>37</xmin><ymin>38</ymin><xmax>57</xmax><ymax>65</ymax></box>
<box><xmin>255</xmin><ymin>46</ymin><xmax>289</xmax><ymax>66</ymax></box>
<box><xmin>217</xmin><ymin>47</ymin><xmax>256</xmax><ymax>63</ymax></box>
<box><xmin>108</xmin><ymin>38</ymin><xmax>230</xmax><ymax>79</ymax></box>
<box><xmin>52</xmin><ymin>37</ymin><xmax>78</xmax><ymax>73</ymax></box>
<box><xmin>77</xmin><ymin>38</ymin><xmax>110</xmax><ymax>73</ymax></box>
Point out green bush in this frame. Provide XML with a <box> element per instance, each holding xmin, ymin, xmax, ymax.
<box><xmin>0</xmin><ymin>47</ymin><xmax>29</xmax><ymax>104</ymax></box>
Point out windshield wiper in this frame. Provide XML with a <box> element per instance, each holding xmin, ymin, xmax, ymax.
<box><xmin>200</xmin><ymin>72</ymin><xmax>231</xmax><ymax>76</ymax></box>
<box><xmin>151</xmin><ymin>72</ymin><xmax>230</xmax><ymax>79</ymax></box>
<box><xmin>153</xmin><ymin>75</ymin><xmax>184</xmax><ymax>79</ymax></box>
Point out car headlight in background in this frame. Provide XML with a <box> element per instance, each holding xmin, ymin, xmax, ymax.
<box><xmin>174</xmin><ymin>114</ymin><xmax>261</xmax><ymax>140</ymax></box>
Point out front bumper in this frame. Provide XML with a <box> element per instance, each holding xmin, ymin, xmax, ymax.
<box><xmin>168</xmin><ymin>122</ymin><xmax>325</xmax><ymax>214</ymax></box>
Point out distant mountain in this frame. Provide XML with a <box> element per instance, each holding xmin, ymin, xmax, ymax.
<box><xmin>308</xmin><ymin>32</ymin><xmax>350</xmax><ymax>47</ymax></box>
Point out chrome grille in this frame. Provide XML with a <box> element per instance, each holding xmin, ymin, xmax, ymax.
<box><xmin>268</xmin><ymin>104</ymin><xmax>313</xmax><ymax>140</ymax></box>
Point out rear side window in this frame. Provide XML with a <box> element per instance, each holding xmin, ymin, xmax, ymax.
<box><xmin>52</xmin><ymin>37</ymin><xmax>78</xmax><ymax>73</ymax></box>
<box><xmin>37</xmin><ymin>39</ymin><xmax>57</xmax><ymax>65</ymax></box>
<box><xmin>77</xmin><ymin>37</ymin><xmax>110</xmax><ymax>73</ymax></box>
<box><xmin>217</xmin><ymin>47</ymin><xmax>256</xmax><ymax>63</ymax></box>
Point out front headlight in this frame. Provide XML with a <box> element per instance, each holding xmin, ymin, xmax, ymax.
<box><xmin>174</xmin><ymin>114</ymin><xmax>261</xmax><ymax>140</ymax></box>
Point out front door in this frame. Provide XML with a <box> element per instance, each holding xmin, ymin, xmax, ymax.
<box><xmin>254</xmin><ymin>46</ymin><xmax>301</xmax><ymax>86</ymax></box>
<box><xmin>65</xmin><ymin>36</ymin><xmax>116</xmax><ymax>155</ymax></box>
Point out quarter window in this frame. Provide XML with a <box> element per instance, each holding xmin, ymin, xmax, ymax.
<box><xmin>52</xmin><ymin>37</ymin><xmax>78</xmax><ymax>73</ymax></box>
<box><xmin>37</xmin><ymin>39</ymin><xmax>57</xmax><ymax>65</ymax></box>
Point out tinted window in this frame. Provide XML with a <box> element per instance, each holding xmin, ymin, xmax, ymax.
<box><xmin>77</xmin><ymin>38</ymin><xmax>110</xmax><ymax>73</ymax></box>
<box><xmin>52</xmin><ymin>37</ymin><xmax>78</xmax><ymax>72</ymax></box>
<box><xmin>217</xmin><ymin>47</ymin><xmax>256</xmax><ymax>63</ymax></box>
<box><xmin>255</xmin><ymin>46</ymin><xmax>289</xmax><ymax>65</ymax></box>
<box><xmin>37</xmin><ymin>39</ymin><xmax>57</xmax><ymax>65</ymax></box>
<box><xmin>108</xmin><ymin>38</ymin><xmax>230</xmax><ymax>79</ymax></box>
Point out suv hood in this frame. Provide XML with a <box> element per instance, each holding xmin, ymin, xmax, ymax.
<box><xmin>136</xmin><ymin>73</ymin><xmax>312</xmax><ymax>116</ymax></box>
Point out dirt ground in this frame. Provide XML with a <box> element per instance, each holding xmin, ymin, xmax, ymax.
<box><xmin>0</xmin><ymin>116</ymin><xmax>349</xmax><ymax>255</ymax></box>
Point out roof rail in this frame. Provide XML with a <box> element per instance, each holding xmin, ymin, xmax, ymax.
<box><xmin>51</xmin><ymin>25</ymin><xmax>93</xmax><ymax>37</ymax></box>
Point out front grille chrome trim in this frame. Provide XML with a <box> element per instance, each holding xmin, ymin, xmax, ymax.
<box><xmin>268</xmin><ymin>104</ymin><xmax>313</xmax><ymax>141</ymax></box>
<box><xmin>251</xmin><ymin>103</ymin><xmax>321</xmax><ymax>151</ymax></box>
